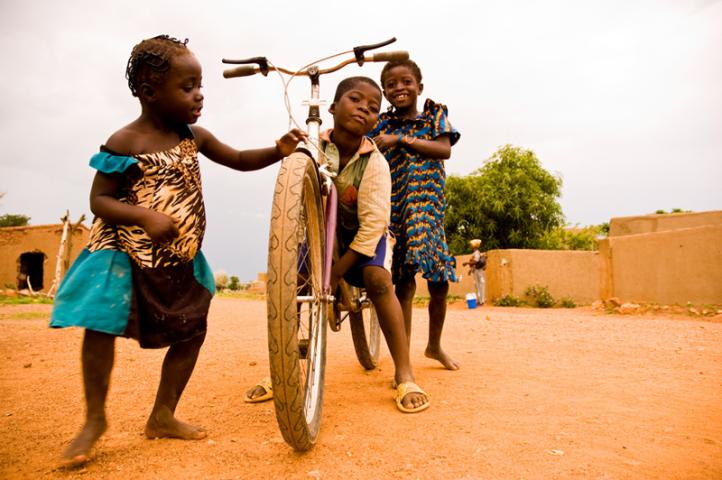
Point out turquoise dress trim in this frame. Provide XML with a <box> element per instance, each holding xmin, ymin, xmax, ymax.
<box><xmin>193</xmin><ymin>252</ymin><xmax>216</xmax><ymax>294</ymax></box>
<box><xmin>50</xmin><ymin>249</ymin><xmax>215</xmax><ymax>334</ymax></box>
<box><xmin>89</xmin><ymin>151</ymin><xmax>138</xmax><ymax>174</ymax></box>
<box><xmin>50</xmin><ymin>249</ymin><xmax>132</xmax><ymax>334</ymax></box>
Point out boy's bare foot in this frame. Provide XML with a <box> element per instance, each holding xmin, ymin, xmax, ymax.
<box><xmin>61</xmin><ymin>418</ymin><xmax>107</xmax><ymax>466</ymax></box>
<box><xmin>145</xmin><ymin>410</ymin><xmax>207</xmax><ymax>440</ymax></box>
<box><xmin>425</xmin><ymin>346</ymin><xmax>460</xmax><ymax>370</ymax></box>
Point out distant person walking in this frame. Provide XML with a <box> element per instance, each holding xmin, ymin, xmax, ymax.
<box><xmin>464</xmin><ymin>239</ymin><xmax>486</xmax><ymax>305</ymax></box>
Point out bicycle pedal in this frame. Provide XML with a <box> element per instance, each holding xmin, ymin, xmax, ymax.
<box><xmin>298</xmin><ymin>339</ymin><xmax>309</xmax><ymax>359</ymax></box>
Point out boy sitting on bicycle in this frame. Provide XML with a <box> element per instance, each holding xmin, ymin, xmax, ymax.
<box><xmin>246</xmin><ymin>76</ymin><xmax>429</xmax><ymax>413</ymax></box>
<box><xmin>323</xmin><ymin>76</ymin><xmax>429</xmax><ymax>413</ymax></box>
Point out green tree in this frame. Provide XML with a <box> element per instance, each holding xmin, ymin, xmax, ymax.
<box><xmin>0</xmin><ymin>193</ymin><xmax>31</xmax><ymax>227</ymax></box>
<box><xmin>537</xmin><ymin>224</ymin><xmax>607</xmax><ymax>251</ymax></box>
<box><xmin>446</xmin><ymin>145</ymin><xmax>564</xmax><ymax>253</ymax></box>
<box><xmin>0</xmin><ymin>214</ymin><xmax>30</xmax><ymax>227</ymax></box>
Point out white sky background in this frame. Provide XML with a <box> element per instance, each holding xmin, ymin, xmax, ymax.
<box><xmin>1</xmin><ymin>0</ymin><xmax>720</xmax><ymax>280</ymax></box>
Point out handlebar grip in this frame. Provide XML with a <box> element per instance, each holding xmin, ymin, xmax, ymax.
<box><xmin>223</xmin><ymin>65</ymin><xmax>260</xmax><ymax>78</ymax></box>
<box><xmin>367</xmin><ymin>50</ymin><xmax>409</xmax><ymax>63</ymax></box>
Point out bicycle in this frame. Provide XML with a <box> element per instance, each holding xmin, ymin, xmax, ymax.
<box><xmin>222</xmin><ymin>38</ymin><xmax>408</xmax><ymax>451</ymax></box>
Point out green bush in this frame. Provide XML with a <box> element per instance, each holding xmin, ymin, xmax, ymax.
<box><xmin>493</xmin><ymin>294</ymin><xmax>525</xmax><ymax>307</ymax></box>
<box><xmin>228</xmin><ymin>276</ymin><xmax>240</xmax><ymax>291</ymax></box>
<box><xmin>525</xmin><ymin>285</ymin><xmax>555</xmax><ymax>308</ymax></box>
<box><xmin>560</xmin><ymin>297</ymin><xmax>576</xmax><ymax>308</ymax></box>
<box><xmin>0</xmin><ymin>295</ymin><xmax>53</xmax><ymax>305</ymax></box>
<box><xmin>0</xmin><ymin>213</ymin><xmax>30</xmax><ymax>227</ymax></box>
<box><xmin>536</xmin><ymin>224</ymin><xmax>605</xmax><ymax>251</ymax></box>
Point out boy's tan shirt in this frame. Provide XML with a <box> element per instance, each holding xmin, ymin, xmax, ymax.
<box><xmin>320</xmin><ymin>130</ymin><xmax>391</xmax><ymax>257</ymax></box>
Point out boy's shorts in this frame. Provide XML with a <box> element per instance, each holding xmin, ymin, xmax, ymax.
<box><xmin>341</xmin><ymin>232</ymin><xmax>394</xmax><ymax>288</ymax></box>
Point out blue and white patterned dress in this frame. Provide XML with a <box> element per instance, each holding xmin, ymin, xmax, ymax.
<box><xmin>370</xmin><ymin>99</ymin><xmax>460</xmax><ymax>283</ymax></box>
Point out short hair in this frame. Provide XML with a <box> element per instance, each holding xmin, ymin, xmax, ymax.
<box><xmin>380</xmin><ymin>59</ymin><xmax>423</xmax><ymax>87</ymax></box>
<box><xmin>126</xmin><ymin>35</ymin><xmax>190</xmax><ymax>97</ymax></box>
<box><xmin>333</xmin><ymin>76</ymin><xmax>381</xmax><ymax>102</ymax></box>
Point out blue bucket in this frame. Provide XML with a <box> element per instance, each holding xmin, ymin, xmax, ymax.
<box><xmin>465</xmin><ymin>293</ymin><xmax>477</xmax><ymax>309</ymax></box>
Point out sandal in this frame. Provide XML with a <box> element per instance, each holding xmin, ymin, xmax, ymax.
<box><xmin>394</xmin><ymin>382</ymin><xmax>430</xmax><ymax>413</ymax></box>
<box><xmin>244</xmin><ymin>377</ymin><xmax>273</xmax><ymax>403</ymax></box>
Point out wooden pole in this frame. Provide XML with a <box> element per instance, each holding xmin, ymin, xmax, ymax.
<box><xmin>46</xmin><ymin>211</ymin><xmax>70</xmax><ymax>298</ymax></box>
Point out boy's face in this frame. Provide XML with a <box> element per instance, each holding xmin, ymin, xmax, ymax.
<box><xmin>329</xmin><ymin>82</ymin><xmax>381</xmax><ymax>137</ymax></box>
<box><xmin>152</xmin><ymin>52</ymin><xmax>204</xmax><ymax>124</ymax></box>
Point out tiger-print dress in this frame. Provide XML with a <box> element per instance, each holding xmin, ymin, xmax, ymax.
<box><xmin>50</xmin><ymin>130</ymin><xmax>215</xmax><ymax>348</ymax></box>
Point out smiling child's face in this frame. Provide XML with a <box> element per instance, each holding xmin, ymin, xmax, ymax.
<box><xmin>381</xmin><ymin>65</ymin><xmax>422</xmax><ymax>111</ymax></box>
<box><xmin>331</xmin><ymin>82</ymin><xmax>382</xmax><ymax>137</ymax></box>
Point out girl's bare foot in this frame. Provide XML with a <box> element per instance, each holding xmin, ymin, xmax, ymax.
<box><xmin>145</xmin><ymin>409</ymin><xmax>206</xmax><ymax>440</ymax></box>
<box><xmin>61</xmin><ymin>417</ymin><xmax>107</xmax><ymax>466</ymax></box>
<box><xmin>425</xmin><ymin>346</ymin><xmax>460</xmax><ymax>370</ymax></box>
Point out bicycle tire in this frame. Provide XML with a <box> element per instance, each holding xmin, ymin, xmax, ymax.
<box><xmin>349</xmin><ymin>287</ymin><xmax>381</xmax><ymax>370</ymax></box>
<box><xmin>266</xmin><ymin>152</ymin><xmax>327</xmax><ymax>451</ymax></box>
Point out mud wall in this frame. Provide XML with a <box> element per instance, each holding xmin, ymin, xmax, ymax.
<box><xmin>0</xmin><ymin>225</ymin><xmax>89</xmax><ymax>292</ymax></box>
<box><xmin>599</xmin><ymin>224</ymin><xmax>722</xmax><ymax>305</ymax></box>
<box><xmin>415</xmin><ymin>210</ymin><xmax>722</xmax><ymax>306</ymax></box>
<box><xmin>609</xmin><ymin>210</ymin><xmax>722</xmax><ymax>237</ymax></box>
<box><xmin>415</xmin><ymin>249</ymin><xmax>600</xmax><ymax>305</ymax></box>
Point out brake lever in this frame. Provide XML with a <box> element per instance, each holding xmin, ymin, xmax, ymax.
<box><xmin>353</xmin><ymin>37</ymin><xmax>397</xmax><ymax>66</ymax></box>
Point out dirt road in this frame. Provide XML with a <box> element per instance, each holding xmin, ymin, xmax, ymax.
<box><xmin>1</xmin><ymin>297</ymin><xmax>721</xmax><ymax>479</ymax></box>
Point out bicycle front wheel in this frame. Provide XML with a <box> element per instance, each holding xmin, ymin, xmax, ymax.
<box><xmin>266</xmin><ymin>152</ymin><xmax>327</xmax><ymax>451</ymax></box>
<box><xmin>349</xmin><ymin>287</ymin><xmax>381</xmax><ymax>370</ymax></box>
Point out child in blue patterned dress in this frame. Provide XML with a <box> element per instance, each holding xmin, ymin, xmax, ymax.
<box><xmin>371</xmin><ymin>59</ymin><xmax>461</xmax><ymax>371</ymax></box>
<box><xmin>50</xmin><ymin>35</ymin><xmax>306</xmax><ymax>466</ymax></box>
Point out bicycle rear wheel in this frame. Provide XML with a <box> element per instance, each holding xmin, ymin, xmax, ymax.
<box><xmin>349</xmin><ymin>287</ymin><xmax>381</xmax><ymax>370</ymax></box>
<box><xmin>266</xmin><ymin>152</ymin><xmax>327</xmax><ymax>451</ymax></box>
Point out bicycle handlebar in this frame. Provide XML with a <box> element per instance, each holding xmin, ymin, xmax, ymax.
<box><xmin>223</xmin><ymin>65</ymin><xmax>262</xmax><ymax>78</ymax></box>
<box><xmin>222</xmin><ymin>38</ymin><xmax>409</xmax><ymax>79</ymax></box>
<box><xmin>365</xmin><ymin>50</ymin><xmax>409</xmax><ymax>63</ymax></box>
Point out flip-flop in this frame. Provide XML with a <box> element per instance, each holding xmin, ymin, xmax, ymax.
<box><xmin>394</xmin><ymin>382</ymin><xmax>430</xmax><ymax>413</ymax></box>
<box><xmin>244</xmin><ymin>377</ymin><xmax>273</xmax><ymax>403</ymax></box>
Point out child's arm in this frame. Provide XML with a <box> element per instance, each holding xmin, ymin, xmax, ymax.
<box><xmin>90</xmin><ymin>172</ymin><xmax>179</xmax><ymax>243</ymax></box>
<box><xmin>330</xmin><ymin>151</ymin><xmax>391</xmax><ymax>291</ymax></box>
<box><xmin>330</xmin><ymin>250</ymin><xmax>363</xmax><ymax>292</ymax></box>
<box><xmin>192</xmin><ymin>126</ymin><xmax>307</xmax><ymax>171</ymax></box>
<box><xmin>373</xmin><ymin>133</ymin><xmax>451</xmax><ymax>159</ymax></box>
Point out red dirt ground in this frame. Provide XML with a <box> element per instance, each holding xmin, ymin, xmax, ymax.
<box><xmin>1</xmin><ymin>297</ymin><xmax>721</xmax><ymax>479</ymax></box>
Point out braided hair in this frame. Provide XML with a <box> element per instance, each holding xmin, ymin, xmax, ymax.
<box><xmin>379</xmin><ymin>59</ymin><xmax>423</xmax><ymax>87</ymax></box>
<box><xmin>125</xmin><ymin>35</ymin><xmax>190</xmax><ymax>97</ymax></box>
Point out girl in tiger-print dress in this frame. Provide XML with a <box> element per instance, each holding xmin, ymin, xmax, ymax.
<box><xmin>50</xmin><ymin>35</ymin><xmax>305</xmax><ymax>466</ymax></box>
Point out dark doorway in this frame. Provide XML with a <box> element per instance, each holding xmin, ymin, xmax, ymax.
<box><xmin>18</xmin><ymin>252</ymin><xmax>45</xmax><ymax>290</ymax></box>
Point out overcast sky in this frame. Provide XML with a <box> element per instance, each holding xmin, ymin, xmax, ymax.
<box><xmin>1</xmin><ymin>0</ymin><xmax>720</xmax><ymax>281</ymax></box>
